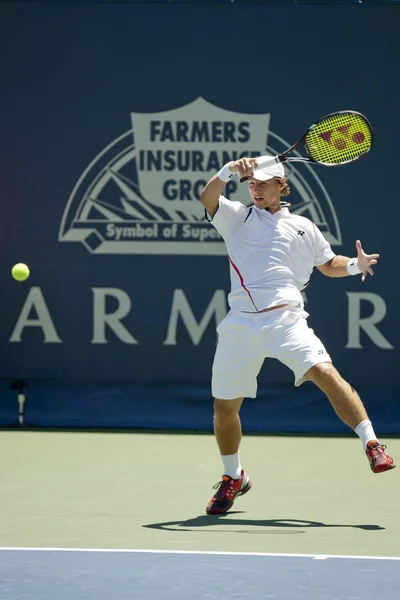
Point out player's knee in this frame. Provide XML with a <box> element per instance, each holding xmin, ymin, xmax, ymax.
<box><xmin>306</xmin><ymin>362</ymin><xmax>341</xmax><ymax>386</ymax></box>
<box><xmin>308</xmin><ymin>363</ymin><xmax>357</xmax><ymax>397</ymax></box>
<box><xmin>213</xmin><ymin>398</ymin><xmax>242</xmax><ymax>418</ymax></box>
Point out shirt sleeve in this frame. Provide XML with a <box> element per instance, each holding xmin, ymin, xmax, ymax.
<box><xmin>206</xmin><ymin>196</ymin><xmax>248</xmax><ymax>239</ymax></box>
<box><xmin>313</xmin><ymin>224</ymin><xmax>336</xmax><ymax>266</ymax></box>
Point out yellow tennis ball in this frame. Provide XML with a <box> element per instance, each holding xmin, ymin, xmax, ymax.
<box><xmin>11</xmin><ymin>263</ymin><xmax>30</xmax><ymax>282</ymax></box>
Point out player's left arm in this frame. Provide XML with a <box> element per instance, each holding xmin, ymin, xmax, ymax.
<box><xmin>317</xmin><ymin>240</ymin><xmax>379</xmax><ymax>282</ymax></box>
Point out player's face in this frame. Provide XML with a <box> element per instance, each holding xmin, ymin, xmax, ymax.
<box><xmin>247</xmin><ymin>177</ymin><xmax>283</xmax><ymax>210</ymax></box>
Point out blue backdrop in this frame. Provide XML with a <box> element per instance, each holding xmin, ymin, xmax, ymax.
<box><xmin>0</xmin><ymin>0</ymin><xmax>398</xmax><ymax>431</ymax></box>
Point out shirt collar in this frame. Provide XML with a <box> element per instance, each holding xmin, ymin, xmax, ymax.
<box><xmin>253</xmin><ymin>206</ymin><xmax>289</xmax><ymax>218</ymax></box>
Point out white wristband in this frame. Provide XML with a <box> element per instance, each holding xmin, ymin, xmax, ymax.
<box><xmin>347</xmin><ymin>258</ymin><xmax>362</xmax><ymax>275</ymax></box>
<box><xmin>217</xmin><ymin>163</ymin><xmax>234</xmax><ymax>183</ymax></box>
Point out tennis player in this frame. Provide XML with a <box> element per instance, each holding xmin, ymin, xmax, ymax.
<box><xmin>200</xmin><ymin>156</ymin><xmax>396</xmax><ymax>515</ymax></box>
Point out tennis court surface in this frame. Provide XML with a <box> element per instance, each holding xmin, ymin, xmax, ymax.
<box><xmin>0</xmin><ymin>431</ymin><xmax>399</xmax><ymax>599</ymax></box>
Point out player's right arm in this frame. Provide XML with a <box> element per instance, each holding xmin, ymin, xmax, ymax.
<box><xmin>199</xmin><ymin>158</ymin><xmax>258</xmax><ymax>217</ymax></box>
<box><xmin>199</xmin><ymin>174</ymin><xmax>229</xmax><ymax>217</ymax></box>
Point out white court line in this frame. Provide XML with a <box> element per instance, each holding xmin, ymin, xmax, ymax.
<box><xmin>0</xmin><ymin>548</ymin><xmax>399</xmax><ymax>561</ymax></box>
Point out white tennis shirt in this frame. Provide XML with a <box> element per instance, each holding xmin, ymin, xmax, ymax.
<box><xmin>209</xmin><ymin>196</ymin><xmax>336</xmax><ymax>312</ymax></box>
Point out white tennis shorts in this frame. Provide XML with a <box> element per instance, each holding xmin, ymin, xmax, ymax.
<box><xmin>212</xmin><ymin>306</ymin><xmax>331</xmax><ymax>399</ymax></box>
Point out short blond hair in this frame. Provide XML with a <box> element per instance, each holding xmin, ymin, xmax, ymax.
<box><xmin>278</xmin><ymin>177</ymin><xmax>291</xmax><ymax>197</ymax></box>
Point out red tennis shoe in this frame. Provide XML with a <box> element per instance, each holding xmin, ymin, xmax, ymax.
<box><xmin>366</xmin><ymin>441</ymin><xmax>396</xmax><ymax>473</ymax></box>
<box><xmin>206</xmin><ymin>469</ymin><xmax>252</xmax><ymax>514</ymax></box>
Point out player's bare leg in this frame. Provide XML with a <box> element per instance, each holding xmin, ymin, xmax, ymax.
<box><xmin>305</xmin><ymin>363</ymin><xmax>368</xmax><ymax>429</ymax></box>
<box><xmin>306</xmin><ymin>362</ymin><xmax>395</xmax><ymax>473</ymax></box>
<box><xmin>206</xmin><ymin>397</ymin><xmax>252</xmax><ymax>514</ymax></box>
<box><xmin>213</xmin><ymin>397</ymin><xmax>244</xmax><ymax>456</ymax></box>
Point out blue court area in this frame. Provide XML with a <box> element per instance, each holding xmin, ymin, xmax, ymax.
<box><xmin>1</xmin><ymin>549</ymin><xmax>399</xmax><ymax>600</ymax></box>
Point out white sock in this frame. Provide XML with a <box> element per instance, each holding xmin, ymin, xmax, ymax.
<box><xmin>221</xmin><ymin>452</ymin><xmax>242</xmax><ymax>479</ymax></box>
<box><xmin>355</xmin><ymin>420</ymin><xmax>378</xmax><ymax>450</ymax></box>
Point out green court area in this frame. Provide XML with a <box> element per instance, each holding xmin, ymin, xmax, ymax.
<box><xmin>0</xmin><ymin>431</ymin><xmax>398</xmax><ymax>557</ymax></box>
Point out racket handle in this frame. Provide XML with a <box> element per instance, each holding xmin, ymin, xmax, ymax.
<box><xmin>239</xmin><ymin>154</ymin><xmax>280</xmax><ymax>183</ymax></box>
<box><xmin>255</xmin><ymin>155</ymin><xmax>280</xmax><ymax>169</ymax></box>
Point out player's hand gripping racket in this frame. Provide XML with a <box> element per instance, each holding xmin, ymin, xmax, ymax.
<box><xmin>240</xmin><ymin>110</ymin><xmax>373</xmax><ymax>183</ymax></box>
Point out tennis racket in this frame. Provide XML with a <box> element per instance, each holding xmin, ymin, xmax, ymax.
<box><xmin>240</xmin><ymin>110</ymin><xmax>374</xmax><ymax>183</ymax></box>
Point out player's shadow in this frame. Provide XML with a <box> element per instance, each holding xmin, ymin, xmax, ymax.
<box><xmin>143</xmin><ymin>513</ymin><xmax>385</xmax><ymax>533</ymax></box>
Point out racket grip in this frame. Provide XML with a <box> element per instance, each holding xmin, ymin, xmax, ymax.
<box><xmin>256</xmin><ymin>155</ymin><xmax>280</xmax><ymax>169</ymax></box>
<box><xmin>239</xmin><ymin>154</ymin><xmax>280</xmax><ymax>183</ymax></box>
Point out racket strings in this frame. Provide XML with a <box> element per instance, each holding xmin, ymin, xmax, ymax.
<box><xmin>304</xmin><ymin>112</ymin><xmax>372</xmax><ymax>165</ymax></box>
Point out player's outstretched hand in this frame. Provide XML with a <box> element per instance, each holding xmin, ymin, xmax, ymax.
<box><xmin>229</xmin><ymin>157</ymin><xmax>259</xmax><ymax>179</ymax></box>
<box><xmin>356</xmin><ymin>240</ymin><xmax>379</xmax><ymax>282</ymax></box>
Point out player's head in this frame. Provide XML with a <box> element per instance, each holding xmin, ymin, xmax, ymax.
<box><xmin>247</xmin><ymin>161</ymin><xmax>291</xmax><ymax>210</ymax></box>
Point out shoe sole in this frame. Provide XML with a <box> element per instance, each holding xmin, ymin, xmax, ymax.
<box><xmin>206</xmin><ymin>478</ymin><xmax>252</xmax><ymax>515</ymax></box>
<box><xmin>372</xmin><ymin>462</ymin><xmax>396</xmax><ymax>474</ymax></box>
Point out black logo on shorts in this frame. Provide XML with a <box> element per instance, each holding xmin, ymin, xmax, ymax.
<box><xmin>297</xmin><ymin>230</ymin><xmax>305</xmax><ymax>236</ymax></box>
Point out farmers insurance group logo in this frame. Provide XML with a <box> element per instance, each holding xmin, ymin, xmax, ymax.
<box><xmin>59</xmin><ymin>98</ymin><xmax>342</xmax><ymax>255</ymax></box>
